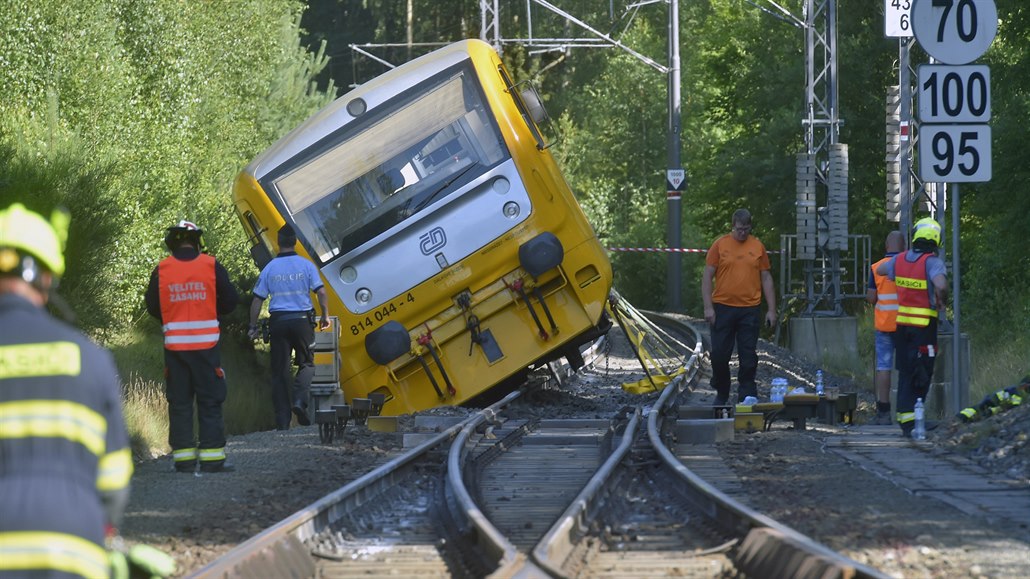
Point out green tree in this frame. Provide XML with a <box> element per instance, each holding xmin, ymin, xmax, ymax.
<box><xmin>0</xmin><ymin>0</ymin><xmax>335</xmax><ymax>336</ymax></box>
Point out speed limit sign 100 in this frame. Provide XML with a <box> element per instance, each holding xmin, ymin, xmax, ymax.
<box><xmin>919</xmin><ymin>125</ymin><xmax>992</xmax><ymax>182</ymax></box>
<box><xmin>912</xmin><ymin>0</ymin><xmax>998</xmax><ymax>64</ymax></box>
<box><xmin>917</xmin><ymin>64</ymin><xmax>990</xmax><ymax>123</ymax></box>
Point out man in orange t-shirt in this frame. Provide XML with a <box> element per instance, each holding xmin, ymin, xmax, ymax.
<box><xmin>702</xmin><ymin>209</ymin><xmax>777</xmax><ymax>405</ymax></box>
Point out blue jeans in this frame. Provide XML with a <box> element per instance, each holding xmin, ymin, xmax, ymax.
<box><xmin>874</xmin><ymin>330</ymin><xmax>896</xmax><ymax>371</ymax></box>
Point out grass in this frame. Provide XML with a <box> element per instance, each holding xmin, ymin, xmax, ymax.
<box><xmin>108</xmin><ymin>326</ymin><xmax>277</xmax><ymax>459</ymax></box>
<box><xmin>969</xmin><ymin>332</ymin><xmax>1027</xmax><ymax>402</ymax></box>
<box><xmin>840</xmin><ymin>305</ymin><xmax>1027</xmax><ymax>410</ymax></box>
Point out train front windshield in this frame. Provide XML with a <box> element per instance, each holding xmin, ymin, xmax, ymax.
<box><xmin>271</xmin><ymin>64</ymin><xmax>509</xmax><ymax>263</ymax></box>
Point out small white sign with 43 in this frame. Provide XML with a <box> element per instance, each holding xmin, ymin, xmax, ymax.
<box><xmin>885</xmin><ymin>0</ymin><xmax>914</xmax><ymax>38</ymax></box>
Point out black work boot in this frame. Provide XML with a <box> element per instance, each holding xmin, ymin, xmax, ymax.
<box><xmin>174</xmin><ymin>461</ymin><xmax>197</xmax><ymax>474</ymax></box>
<box><xmin>199</xmin><ymin>460</ymin><xmax>235</xmax><ymax>473</ymax></box>
<box><xmin>292</xmin><ymin>400</ymin><xmax>311</xmax><ymax>426</ymax></box>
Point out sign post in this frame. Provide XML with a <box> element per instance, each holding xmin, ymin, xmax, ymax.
<box><xmin>911</xmin><ymin>0</ymin><xmax>997</xmax><ymax>414</ymax></box>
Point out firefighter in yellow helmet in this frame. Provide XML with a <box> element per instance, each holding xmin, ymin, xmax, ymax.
<box><xmin>0</xmin><ymin>203</ymin><xmax>134</xmax><ymax>578</ymax></box>
<box><xmin>876</xmin><ymin>217</ymin><xmax>949</xmax><ymax>438</ymax></box>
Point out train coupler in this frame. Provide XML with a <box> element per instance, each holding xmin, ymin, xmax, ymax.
<box><xmin>508</xmin><ymin>278</ymin><xmax>549</xmax><ymax>340</ymax></box>
<box><xmin>531</xmin><ymin>285</ymin><xmax>559</xmax><ymax>336</ymax></box>
<box><xmin>417</xmin><ymin>330</ymin><xmax>457</xmax><ymax>397</ymax></box>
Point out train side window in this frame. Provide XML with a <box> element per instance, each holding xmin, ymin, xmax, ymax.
<box><xmin>244</xmin><ymin>212</ymin><xmax>273</xmax><ymax>270</ymax></box>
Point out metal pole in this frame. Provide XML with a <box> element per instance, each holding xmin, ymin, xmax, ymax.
<box><xmin>899</xmin><ymin>38</ymin><xmax>912</xmax><ymax>236</ymax></box>
<box><xmin>951</xmin><ymin>183</ymin><xmax>964</xmax><ymax>413</ymax></box>
<box><xmin>666</xmin><ymin>0</ymin><xmax>682</xmax><ymax>311</ymax></box>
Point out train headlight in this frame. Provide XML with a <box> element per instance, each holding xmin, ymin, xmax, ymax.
<box><xmin>492</xmin><ymin>177</ymin><xmax>510</xmax><ymax>194</ymax></box>
<box><xmin>356</xmin><ymin>288</ymin><xmax>372</xmax><ymax>304</ymax></box>
<box><xmin>339</xmin><ymin>266</ymin><xmax>357</xmax><ymax>283</ymax></box>
<box><xmin>502</xmin><ymin>201</ymin><xmax>521</xmax><ymax>219</ymax></box>
<box><xmin>346</xmin><ymin>98</ymin><xmax>367</xmax><ymax>117</ymax></box>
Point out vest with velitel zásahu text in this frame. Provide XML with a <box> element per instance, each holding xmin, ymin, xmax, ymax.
<box><xmin>158</xmin><ymin>253</ymin><xmax>219</xmax><ymax>350</ymax></box>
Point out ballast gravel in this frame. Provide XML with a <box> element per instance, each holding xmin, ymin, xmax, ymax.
<box><xmin>120</xmin><ymin>320</ymin><xmax>1030</xmax><ymax>578</ymax></box>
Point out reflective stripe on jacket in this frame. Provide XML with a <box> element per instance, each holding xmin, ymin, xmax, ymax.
<box><xmin>0</xmin><ymin>531</ymin><xmax>110</xmax><ymax>579</ymax></box>
<box><xmin>158</xmin><ymin>253</ymin><xmax>219</xmax><ymax>350</ymax></box>
<box><xmin>872</xmin><ymin>256</ymin><xmax>898</xmax><ymax>332</ymax></box>
<box><xmin>895</xmin><ymin>253</ymin><xmax>935</xmax><ymax>327</ymax></box>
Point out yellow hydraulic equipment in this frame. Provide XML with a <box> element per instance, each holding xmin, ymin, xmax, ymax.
<box><xmin>606</xmin><ymin>291</ymin><xmax>690</xmax><ymax>394</ymax></box>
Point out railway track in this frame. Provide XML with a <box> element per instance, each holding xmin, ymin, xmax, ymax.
<box><xmin>191</xmin><ymin>314</ymin><xmax>885</xmax><ymax>578</ymax></box>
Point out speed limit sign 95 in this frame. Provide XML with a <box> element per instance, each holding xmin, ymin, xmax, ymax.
<box><xmin>919</xmin><ymin>125</ymin><xmax>991</xmax><ymax>182</ymax></box>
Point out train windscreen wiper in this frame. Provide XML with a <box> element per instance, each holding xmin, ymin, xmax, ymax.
<box><xmin>410</xmin><ymin>164</ymin><xmax>476</xmax><ymax>214</ymax></box>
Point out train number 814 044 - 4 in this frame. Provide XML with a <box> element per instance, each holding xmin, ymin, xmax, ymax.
<box><xmin>350</xmin><ymin>293</ymin><xmax>415</xmax><ymax>335</ymax></box>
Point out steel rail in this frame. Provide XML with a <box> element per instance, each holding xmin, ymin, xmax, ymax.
<box><xmin>529</xmin><ymin>409</ymin><xmax>642</xmax><ymax>576</ymax></box>
<box><xmin>528</xmin><ymin>311</ymin><xmax>703</xmax><ymax>575</ymax></box>
<box><xmin>188</xmin><ymin>398</ymin><xmax>496</xmax><ymax>579</ymax></box>
<box><xmin>444</xmin><ymin>391</ymin><xmax>525</xmax><ymax>575</ymax></box>
<box><xmin>643</xmin><ymin>316</ymin><xmax>889</xmax><ymax>579</ymax></box>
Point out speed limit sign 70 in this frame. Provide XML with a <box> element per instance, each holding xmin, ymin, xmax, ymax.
<box><xmin>919</xmin><ymin>125</ymin><xmax>991</xmax><ymax>182</ymax></box>
<box><xmin>912</xmin><ymin>0</ymin><xmax>998</xmax><ymax>64</ymax></box>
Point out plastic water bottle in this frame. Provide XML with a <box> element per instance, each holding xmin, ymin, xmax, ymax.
<box><xmin>815</xmin><ymin>370</ymin><xmax>824</xmax><ymax>396</ymax></box>
<box><xmin>771</xmin><ymin>378</ymin><xmax>786</xmax><ymax>402</ymax></box>
<box><xmin>913</xmin><ymin>398</ymin><xmax>926</xmax><ymax>440</ymax></box>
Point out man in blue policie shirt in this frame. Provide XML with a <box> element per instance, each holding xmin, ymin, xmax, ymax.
<box><xmin>248</xmin><ymin>224</ymin><xmax>330</xmax><ymax>430</ymax></box>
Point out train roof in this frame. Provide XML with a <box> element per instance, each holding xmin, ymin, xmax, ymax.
<box><xmin>245</xmin><ymin>39</ymin><xmax>495</xmax><ymax>181</ymax></box>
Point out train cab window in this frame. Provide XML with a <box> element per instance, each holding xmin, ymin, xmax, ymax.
<box><xmin>270</xmin><ymin>64</ymin><xmax>509</xmax><ymax>264</ymax></box>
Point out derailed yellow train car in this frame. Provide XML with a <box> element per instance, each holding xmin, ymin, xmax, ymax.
<box><xmin>233</xmin><ymin>39</ymin><xmax>612</xmax><ymax>416</ymax></box>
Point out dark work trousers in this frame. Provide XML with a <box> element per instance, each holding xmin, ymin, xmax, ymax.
<box><xmin>710</xmin><ymin>303</ymin><xmax>761</xmax><ymax>404</ymax></box>
<box><xmin>894</xmin><ymin>319</ymin><xmax>937</xmax><ymax>433</ymax></box>
<box><xmin>164</xmin><ymin>346</ymin><xmax>227</xmax><ymax>453</ymax></box>
<box><xmin>269</xmin><ymin>315</ymin><xmax>315</xmax><ymax>429</ymax></box>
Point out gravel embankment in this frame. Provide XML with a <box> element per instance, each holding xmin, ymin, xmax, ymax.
<box><xmin>120</xmin><ymin>326</ymin><xmax>1030</xmax><ymax>578</ymax></box>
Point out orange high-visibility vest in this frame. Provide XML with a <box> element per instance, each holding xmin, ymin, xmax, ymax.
<box><xmin>895</xmin><ymin>253</ymin><xmax>936</xmax><ymax>327</ymax></box>
<box><xmin>871</xmin><ymin>256</ymin><xmax>899</xmax><ymax>332</ymax></box>
<box><xmin>158</xmin><ymin>254</ymin><xmax>219</xmax><ymax>350</ymax></box>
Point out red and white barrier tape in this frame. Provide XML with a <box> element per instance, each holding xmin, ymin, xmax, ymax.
<box><xmin>606</xmin><ymin>247</ymin><xmax>782</xmax><ymax>254</ymax></box>
<box><xmin>607</xmin><ymin>247</ymin><xmax>707</xmax><ymax>253</ymax></box>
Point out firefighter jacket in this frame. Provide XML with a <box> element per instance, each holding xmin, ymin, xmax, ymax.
<box><xmin>0</xmin><ymin>293</ymin><xmax>133</xmax><ymax>579</ymax></box>
<box><xmin>871</xmin><ymin>256</ymin><xmax>899</xmax><ymax>332</ymax></box>
<box><xmin>145</xmin><ymin>247</ymin><xmax>238</xmax><ymax>350</ymax></box>
<box><xmin>895</xmin><ymin>252</ymin><xmax>936</xmax><ymax>327</ymax></box>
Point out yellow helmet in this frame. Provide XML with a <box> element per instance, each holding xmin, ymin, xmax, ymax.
<box><xmin>0</xmin><ymin>203</ymin><xmax>68</xmax><ymax>276</ymax></box>
<box><xmin>912</xmin><ymin>217</ymin><xmax>941</xmax><ymax>246</ymax></box>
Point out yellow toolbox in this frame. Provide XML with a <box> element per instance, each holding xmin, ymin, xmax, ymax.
<box><xmin>734</xmin><ymin>412</ymin><xmax>764</xmax><ymax>432</ymax></box>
